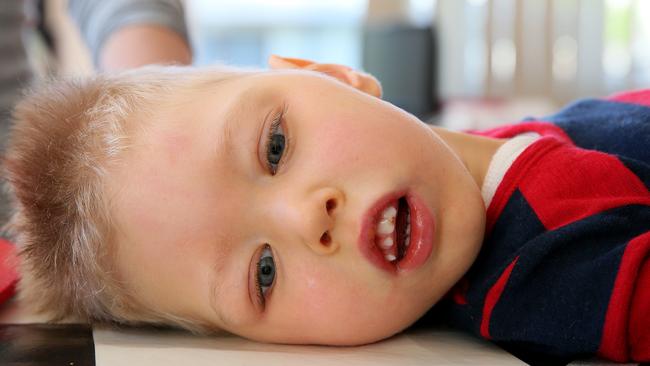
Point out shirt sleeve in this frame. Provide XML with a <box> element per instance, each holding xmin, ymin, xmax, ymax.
<box><xmin>598</xmin><ymin>231</ymin><xmax>650</xmax><ymax>362</ymax></box>
<box><xmin>67</xmin><ymin>0</ymin><xmax>189</xmax><ymax>65</ymax></box>
<box><xmin>629</xmin><ymin>254</ymin><xmax>650</xmax><ymax>361</ymax></box>
<box><xmin>607</xmin><ymin>89</ymin><xmax>650</xmax><ymax>108</ymax></box>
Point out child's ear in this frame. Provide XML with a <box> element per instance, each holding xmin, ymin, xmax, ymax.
<box><xmin>268</xmin><ymin>54</ymin><xmax>382</xmax><ymax>98</ymax></box>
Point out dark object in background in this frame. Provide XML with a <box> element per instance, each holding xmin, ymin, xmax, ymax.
<box><xmin>0</xmin><ymin>323</ymin><xmax>95</xmax><ymax>366</ymax></box>
<box><xmin>362</xmin><ymin>25</ymin><xmax>439</xmax><ymax>121</ymax></box>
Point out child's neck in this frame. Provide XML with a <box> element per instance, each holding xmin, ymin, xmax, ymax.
<box><xmin>429</xmin><ymin>126</ymin><xmax>507</xmax><ymax>190</ymax></box>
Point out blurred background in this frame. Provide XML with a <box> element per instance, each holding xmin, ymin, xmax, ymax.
<box><xmin>27</xmin><ymin>0</ymin><xmax>650</xmax><ymax>130</ymax></box>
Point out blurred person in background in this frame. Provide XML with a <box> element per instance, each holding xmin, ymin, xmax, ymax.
<box><xmin>0</xmin><ymin>0</ymin><xmax>192</xmax><ymax>226</ymax></box>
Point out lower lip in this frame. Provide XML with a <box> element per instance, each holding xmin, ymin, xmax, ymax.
<box><xmin>359</xmin><ymin>192</ymin><xmax>435</xmax><ymax>275</ymax></box>
<box><xmin>397</xmin><ymin>194</ymin><xmax>435</xmax><ymax>272</ymax></box>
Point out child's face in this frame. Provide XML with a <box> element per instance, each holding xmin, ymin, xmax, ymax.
<box><xmin>109</xmin><ymin>70</ymin><xmax>486</xmax><ymax>345</ymax></box>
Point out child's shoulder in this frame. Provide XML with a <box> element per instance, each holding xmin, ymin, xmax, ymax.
<box><xmin>448</xmin><ymin>93</ymin><xmax>650</xmax><ymax>361</ymax></box>
<box><xmin>606</xmin><ymin>88</ymin><xmax>650</xmax><ymax>107</ymax></box>
<box><xmin>544</xmin><ymin>89</ymin><xmax>650</xmax><ymax>156</ymax></box>
<box><xmin>473</xmin><ymin>89</ymin><xmax>650</xmax><ymax>165</ymax></box>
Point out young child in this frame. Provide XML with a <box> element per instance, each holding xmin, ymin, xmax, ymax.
<box><xmin>1</xmin><ymin>55</ymin><xmax>648</xmax><ymax>363</ymax></box>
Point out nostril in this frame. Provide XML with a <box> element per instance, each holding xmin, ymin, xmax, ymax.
<box><xmin>320</xmin><ymin>231</ymin><xmax>332</xmax><ymax>246</ymax></box>
<box><xmin>326</xmin><ymin>199</ymin><xmax>337</xmax><ymax>214</ymax></box>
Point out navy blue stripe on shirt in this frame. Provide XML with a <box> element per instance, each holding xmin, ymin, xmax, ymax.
<box><xmin>618</xmin><ymin>155</ymin><xmax>650</xmax><ymax>191</ymax></box>
<box><xmin>542</xmin><ymin>98</ymin><xmax>650</xmax><ymax>164</ymax></box>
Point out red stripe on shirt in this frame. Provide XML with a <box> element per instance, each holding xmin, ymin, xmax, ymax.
<box><xmin>519</xmin><ymin>145</ymin><xmax>650</xmax><ymax>231</ymax></box>
<box><xmin>607</xmin><ymin>89</ymin><xmax>650</xmax><ymax>108</ymax></box>
<box><xmin>630</xmin><ymin>248</ymin><xmax>650</xmax><ymax>362</ymax></box>
<box><xmin>480</xmin><ymin>256</ymin><xmax>519</xmax><ymax>339</ymax></box>
<box><xmin>0</xmin><ymin>239</ymin><xmax>18</xmax><ymax>306</ymax></box>
<box><xmin>598</xmin><ymin>231</ymin><xmax>650</xmax><ymax>362</ymax></box>
<box><xmin>468</xmin><ymin>121</ymin><xmax>573</xmax><ymax>143</ymax></box>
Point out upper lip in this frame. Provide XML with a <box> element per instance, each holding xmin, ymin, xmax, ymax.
<box><xmin>357</xmin><ymin>190</ymin><xmax>407</xmax><ymax>274</ymax></box>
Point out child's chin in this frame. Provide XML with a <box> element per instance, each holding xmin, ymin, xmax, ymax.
<box><xmin>319</xmin><ymin>328</ymin><xmax>405</xmax><ymax>347</ymax></box>
<box><xmin>252</xmin><ymin>327</ymin><xmax>400</xmax><ymax>347</ymax></box>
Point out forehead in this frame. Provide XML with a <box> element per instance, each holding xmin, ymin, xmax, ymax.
<box><xmin>103</xmin><ymin>75</ymin><xmax>259</xmax><ymax>311</ymax></box>
<box><xmin>128</xmin><ymin>71</ymin><xmax>299</xmax><ymax>145</ymax></box>
<box><xmin>109</xmin><ymin>78</ymin><xmax>248</xmax><ymax>223</ymax></box>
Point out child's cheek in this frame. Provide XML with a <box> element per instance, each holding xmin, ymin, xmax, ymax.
<box><xmin>304</xmin><ymin>117</ymin><xmax>385</xmax><ymax>174</ymax></box>
<box><xmin>289</xmin><ymin>260</ymin><xmax>374</xmax><ymax>324</ymax></box>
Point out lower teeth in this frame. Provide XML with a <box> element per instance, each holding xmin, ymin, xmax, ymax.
<box><xmin>403</xmin><ymin>205</ymin><xmax>411</xmax><ymax>246</ymax></box>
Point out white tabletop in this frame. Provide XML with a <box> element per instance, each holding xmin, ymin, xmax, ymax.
<box><xmin>2</xmin><ymin>297</ymin><xmax>627</xmax><ymax>366</ymax></box>
<box><xmin>93</xmin><ymin>325</ymin><xmax>525</xmax><ymax>366</ymax></box>
<box><xmin>0</xmin><ymin>297</ymin><xmax>526</xmax><ymax>365</ymax></box>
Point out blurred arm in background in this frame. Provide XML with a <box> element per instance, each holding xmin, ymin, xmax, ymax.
<box><xmin>68</xmin><ymin>0</ymin><xmax>192</xmax><ymax>71</ymax></box>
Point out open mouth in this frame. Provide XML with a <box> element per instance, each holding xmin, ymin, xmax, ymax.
<box><xmin>375</xmin><ymin>197</ymin><xmax>411</xmax><ymax>263</ymax></box>
<box><xmin>358</xmin><ymin>191</ymin><xmax>435</xmax><ymax>274</ymax></box>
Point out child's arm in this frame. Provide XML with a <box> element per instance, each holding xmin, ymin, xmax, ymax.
<box><xmin>98</xmin><ymin>24</ymin><xmax>191</xmax><ymax>71</ymax></box>
<box><xmin>68</xmin><ymin>0</ymin><xmax>192</xmax><ymax>70</ymax></box>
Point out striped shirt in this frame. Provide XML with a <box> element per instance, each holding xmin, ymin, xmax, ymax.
<box><xmin>445</xmin><ymin>90</ymin><xmax>650</xmax><ymax>363</ymax></box>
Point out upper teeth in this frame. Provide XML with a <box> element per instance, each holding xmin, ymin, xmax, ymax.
<box><xmin>374</xmin><ymin>200</ymin><xmax>413</xmax><ymax>263</ymax></box>
<box><xmin>382</xmin><ymin>206</ymin><xmax>397</xmax><ymax>218</ymax></box>
<box><xmin>380</xmin><ymin>237</ymin><xmax>393</xmax><ymax>249</ymax></box>
<box><xmin>377</xmin><ymin>218</ymin><xmax>395</xmax><ymax>235</ymax></box>
<box><xmin>377</xmin><ymin>206</ymin><xmax>397</xmax><ymax>234</ymax></box>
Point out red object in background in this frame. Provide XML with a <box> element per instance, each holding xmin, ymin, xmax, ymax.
<box><xmin>0</xmin><ymin>238</ymin><xmax>18</xmax><ymax>305</ymax></box>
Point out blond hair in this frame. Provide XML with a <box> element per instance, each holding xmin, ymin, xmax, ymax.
<box><xmin>2</xmin><ymin>66</ymin><xmax>244</xmax><ymax>331</ymax></box>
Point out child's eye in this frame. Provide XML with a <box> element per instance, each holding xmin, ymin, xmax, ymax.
<box><xmin>265</xmin><ymin>111</ymin><xmax>286</xmax><ymax>175</ymax></box>
<box><xmin>255</xmin><ymin>244</ymin><xmax>275</xmax><ymax>305</ymax></box>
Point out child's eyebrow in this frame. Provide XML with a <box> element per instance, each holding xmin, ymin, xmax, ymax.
<box><xmin>213</xmin><ymin>101</ymin><xmax>238</xmax><ymax>164</ymax></box>
<box><xmin>212</xmin><ymin>86</ymin><xmax>258</xmax><ymax>165</ymax></box>
<box><xmin>208</xmin><ymin>233</ymin><xmax>241</xmax><ymax>329</ymax></box>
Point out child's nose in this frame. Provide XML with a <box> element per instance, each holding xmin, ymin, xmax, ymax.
<box><xmin>281</xmin><ymin>186</ymin><xmax>344</xmax><ymax>256</ymax></box>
